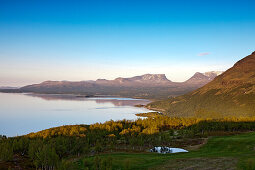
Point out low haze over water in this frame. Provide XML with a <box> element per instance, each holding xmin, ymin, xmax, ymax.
<box><xmin>0</xmin><ymin>93</ymin><xmax>151</xmax><ymax>137</ymax></box>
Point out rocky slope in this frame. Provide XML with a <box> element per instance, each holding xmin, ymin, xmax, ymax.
<box><xmin>147</xmin><ymin>52</ymin><xmax>255</xmax><ymax>117</ymax></box>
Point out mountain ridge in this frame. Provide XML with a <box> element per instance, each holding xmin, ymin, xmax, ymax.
<box><xmin>27</xmin><ymin>72</ymin><xmax>222</xmax><ymax>87</ymax></box>
<box><xmin>147</xmin><ymin>52</ymin><xmax>255</xmax><ymax>117</ymax></box>
<box><xmin>1</xmin><ymin>71</ymin><xmax>223</xmax><ymax>99</ymax></box>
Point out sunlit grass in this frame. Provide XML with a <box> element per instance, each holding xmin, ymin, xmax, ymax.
<box><xmin>77</xmin><ymin>132</ymin><xmax>255</xmax><ymax>169</ymax></box>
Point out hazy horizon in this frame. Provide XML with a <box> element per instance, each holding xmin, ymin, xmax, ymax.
<box><xmin>1</xmin><ymin>0</ymin><xmax>255</xmax><ymax>86</ymax></box>
<box><xmin>1</xmin><ymin>71</ymin><xmax>226</xmax><ymax>87</ymax></box>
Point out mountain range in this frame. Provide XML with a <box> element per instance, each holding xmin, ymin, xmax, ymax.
<box><xmin>147</xmin><ymin>52</ymin><xmax>255</xmax><ymax>117</ymax></box>
<box><xmin>0</xmin><ymin>71</ymin><xmax>223</xmax><ymax>99</ymax></box>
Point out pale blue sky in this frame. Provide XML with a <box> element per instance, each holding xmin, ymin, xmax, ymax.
<box><xmin>0</xmin><ymin>0</ymin><xmax>255</xmax><ymax>86</ymax></box>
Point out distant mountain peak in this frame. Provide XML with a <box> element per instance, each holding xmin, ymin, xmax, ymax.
<box><xmin>138</xmin><ymin>74</ymin><xmax>169</xmax><ymax>81</ymax></box>
<box><xmin>194</xmin><ymin>72</ymin><xmax>206</xmax><ymax>76</ymax></box>
<box><xmin>93</xmin><ymin>74</ymin><xmax>172</xmax><ymax>87</ymax></box>
<box><xmin>185</xmin><ymin>71</ymin><xmax>223</xmax><ymax>84</ymax></box>
<box><xmin>185</xmin><ymin>72</ymin><xmax>208</xmax><ymax>84</ymax></box>
<box><xmin>112</xmin><ymin>74</ymin><xmax>170</xmax><ymax>83</ymax></box>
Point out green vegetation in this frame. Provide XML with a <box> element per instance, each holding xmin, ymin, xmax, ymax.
<box><xmin>2</xmin><ymin>53</ymin><xmax>255</xmax><ymax>169</ymax></box>
<box><xmin>135</xmin><ymin>112</ymin><xmax>162</xmax><ymax>118</ymax></box>
<box><xmin>147</xmin><ymin>88</ymin><xmax>255</xmax><ymax>117</ymax></box>
<box><xmin>76</xmin><ymin>132</ymin><xmax>255</xmax><ymax>169</ymax></box>
<box><xmin>1</xmin><ymin>116</ymin><xmax>255</xmax><ymax>169</ymax></box>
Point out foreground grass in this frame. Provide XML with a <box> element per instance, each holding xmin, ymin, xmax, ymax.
<box><xmin>76</xmin><ymin>132</ymin><xmax>255</xmax><ymax>169</ymax></box>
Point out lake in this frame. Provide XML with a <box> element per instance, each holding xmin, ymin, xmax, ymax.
<box><xmin>0</xmin><ymin>93</ymin><xmax>151</xmax><ymax>137</ymax></box>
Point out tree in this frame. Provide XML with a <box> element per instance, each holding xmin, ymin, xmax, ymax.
<box><xmin>95</xmin><ymin>140</ymin><xmax>103</xmax><ymax>153</ymax></box>
<box><xmin>0</xmin><ymin>142</ymin><xmax>13</xmax><ymax>161</ymax></box>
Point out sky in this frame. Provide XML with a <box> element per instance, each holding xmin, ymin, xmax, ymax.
<box><xmin>0</xmin><ymin>0</ymin><xmax>255</xmax><ymax>86</ymax></box>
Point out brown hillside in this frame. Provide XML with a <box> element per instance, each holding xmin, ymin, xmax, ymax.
<box><xmin>147</xmin><ymin>52</ymin><xmax>255</xmax><ymax>117</ymax></box>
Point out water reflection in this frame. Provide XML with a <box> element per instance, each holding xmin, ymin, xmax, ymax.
<box><xmin>25</xmin><ymin>93</ymin><xmax>151</xmax><ymax>106</ymax></box>
<box><xmin>0</xmin><ymin>93</ymin><xmax>151</xmax><ymax>137</ymax></box>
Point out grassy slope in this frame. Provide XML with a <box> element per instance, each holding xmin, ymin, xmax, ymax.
<box><xmin>77</xmin><ymin>132</ymin><xmax>255</xmax><ymax>169</ymax></box>
<box><xmin>147</xmin><ymin>52</ymin><xmax>255</xmax><ymax>117</ymax></box>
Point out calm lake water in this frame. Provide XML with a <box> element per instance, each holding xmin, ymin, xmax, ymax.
<box><xmin>0</xmin><ymin>93</ymin><xmax>151</xmax><ymax>137</ymax></box>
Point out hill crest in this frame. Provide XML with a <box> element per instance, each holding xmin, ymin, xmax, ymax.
<box><xmin>147</xmin><ymin>51</ymin><xmax>255</xmax><ymax>117</ymax></box>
